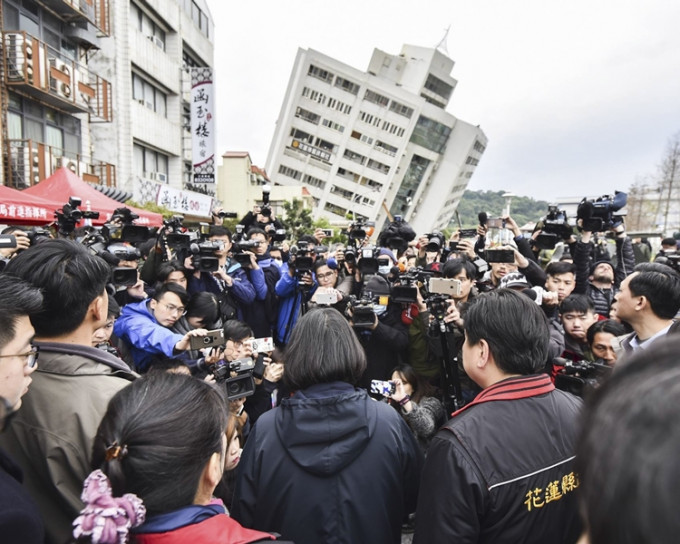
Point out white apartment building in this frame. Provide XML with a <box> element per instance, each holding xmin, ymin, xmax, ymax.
<box><xmin>1</xmin><ymin>0</ymin><xmax>213</xmax><ymax>202</ymax></box>
<box><xmin>90</xmin><ymin>0</ymin><xmax>213</xmax><ymax>195</ymax></box>
<box><xmin>266</xmin><ymin>44</ymin><xmax>487</xmax><ymax>233</ymax></box>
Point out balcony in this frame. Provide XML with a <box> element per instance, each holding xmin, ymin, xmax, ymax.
<box><xmin>38</xmin><ymin>0</ymin><xmax>110</xmax><ymax>37</ymax></box>
<box><xmin>2</xmin><ymin>31</ymin><xmax>112</xmax><ymax>122</ymax></box>
<box><xmin>5</xmin><ymin>139</ymin><xmax>116</xmax><ymax>189</ymax></box>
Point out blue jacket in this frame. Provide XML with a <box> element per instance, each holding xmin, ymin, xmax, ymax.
<box><xmin>114</xmin><ymin>299</ymin><xmax>184</xmax><ymax>372</ymax></box>
<box><xmin>274</xmin><ymin>263</ymin><xmax>316</xmax><ymax>345</ymax></box>
<box><xmin>242</xmin><ymin>257</ymin><xmax>281</xmax><ymax>338</ymax></box>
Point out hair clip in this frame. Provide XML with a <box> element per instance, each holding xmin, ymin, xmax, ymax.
<box><xmin>105</xmin><ymin>441</ymin><xmax>128</xmax><ymax>462</ymax></box>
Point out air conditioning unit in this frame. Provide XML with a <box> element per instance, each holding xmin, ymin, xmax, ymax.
<box><xmin>56</xmin><ymin>157</ymin><xmax>78</xmax><ymax>172</ymax></box>
<box><xmin>148</xmin><ymin>35</ymin><xmax>164</xmax><ymax>50</ymax></box>
<box><xmin>5</xmin><ymin>34</ymin><xmax>22</xmax><ymax>80</ymax></box>
<box><xmin>146</xmin><ymin>171</ymin><xmax>168</xmax><ymax>183</ymax></box>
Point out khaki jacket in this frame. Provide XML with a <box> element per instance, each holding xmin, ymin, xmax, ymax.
<box><xmin>0</xmin><ymin>342</ymin><xmax>136</xmax><ymax>544</ymax></box>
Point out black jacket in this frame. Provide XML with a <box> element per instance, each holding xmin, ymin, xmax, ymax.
<box><xmin>574</xmin><ymin>235</ymin><xmax>635</xmax><ymax>316</ymax></box>
<box><xmin>414</xmin><ymin>374</ymin><xmax>582</xmax><ymax>544</ymax></box>
<box><xmin>356</xmin><ymin>302</ymin><xmax>410</xmax><ymax>390</ymax></box>
<box><xmin>232</xmin><ymin>381</ymin><xmax>423</xmax><ymax>544</ymax></box>
<box><xmin>0</xmin><ymin>448</ymin><xmax>44</xmax><ymax>543</ymax></box>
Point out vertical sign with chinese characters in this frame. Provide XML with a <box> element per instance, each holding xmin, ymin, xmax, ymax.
<box><xmin>191</xmin><ymin>67</ymin><xmax>215</xmax><ymax>184</ymax></box>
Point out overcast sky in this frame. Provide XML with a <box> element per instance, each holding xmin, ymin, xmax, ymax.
<box><xmin>206</xmin><ymin>0</ymin><xmax>680</xmax><ymax>202</ymax></box>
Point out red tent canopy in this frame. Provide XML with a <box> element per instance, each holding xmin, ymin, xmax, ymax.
<box><xmin>0</xmin><ymin>184</ymin><xmax>63</xmax><ymax>226</ymax></box>
<box><xmin>24</xmin><ymin>167</ymin><xmax>163</xmax><ymax>227</ymax></box>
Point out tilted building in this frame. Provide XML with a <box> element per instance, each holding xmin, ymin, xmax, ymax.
<box><xmin>266</xmin><ymin>44</ymin><xmax>487</xmax><ymax>233</ymax></box>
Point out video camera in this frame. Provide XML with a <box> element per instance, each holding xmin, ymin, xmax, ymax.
<box><xmin>577</xmin><ymin>191</ymin><xmax>627</xmax><ymax>233</ymax></box>
<box><xmin>553</xmin><ymin>358</ymin><xmax>612</xmax><ymax>397</ymax></box>
<box><xmin>209</xmin><ymin>356</ymin><xmax>260</xmax><ymax>401</ymax></box>
<box><xmin>535</xmin><ymin>205</ymin><xmax>573</xmax><ymax>250</ymax></box>
<box><xmin>102</xmin><ymin>207</ymin><xmax>151</xmax><ymax>244</ymax></box>
<box><xmin>346</xmin><ymin>293</ymin><xmax>381</xmax><ymax>328</ymax></box>
<box><xmin>163</xmin><ymin>215</ymin><xmax>194</xmax><ymax>251</ymax></box>
<box><xmin>55</xmin><ymin>196</ymin><xmax>100</xmax><ymax>235</ymax></box>
<box><xmin>288</xmin><ymin>241</ymin><xmax>315</xmax><ymax>283</ymax></box>
<box><xmin>190</xmin><ymin>240</ymin><xmax>222</xmax><ymax>272</ymax></box>
<box><xmin>232</xmin><ymin>239</ymin><xmax>261</xmax><ymax>266</ymax></box>
<box><xmin>390</xmin><ymin>267</ymin><xmax>435</xmax><ymax>304</ymax></box>
<box><xmin>346</xmin><ymin>219</ymin><xmax>375</xmax><ymax>247</ymax></box>
<box><xmin>654</xmin><ymin>252</ymin><xmax>680</xmax><ymax>273</ymax></box>
<box><xmin>377</xmin><ymin>216</ymin><xmax>416</xmax><ymax>255</ymax></box>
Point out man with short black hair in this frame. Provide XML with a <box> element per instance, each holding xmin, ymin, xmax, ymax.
<box><xmin>576</xmin><ymin>336</ymin><xmax>680</xmax><ymax>544</ymax></box>
<box><xmin>239</xmin><ymin>227</ymin><xmax>280</xmax><ymax>338</ymax></box>
<box><xmin>0</xmin><ymin>274</ymin><xmax>44</xmax><ymax>542</ymax></box>
<box><xmin>114</xmin><ymin>282</ymin><xmax>211</xmax><ymax>372</ymax></box>
<box><xmin>0</xmin><ymin>239</ymin><xmax>137</xmax><ymax>543</ymax></box>
<box><xmin>414</xmin><ymin>289</ymin><xmax>582</xmax><ymax>544</ymax></box>
<box><xmin>614</xmin><ymin>262</ymin><xmax>680</xmax><ymax>355</ymax></box>
<box><xmin>559</xmin><ymin>294</ymin><xmax>600</xmax><ymax>362</ymax></box>
<box><xmin>574</xmin><ymin>224</ymin><xmax>635</xmax><ymax>317</ymax></box>
<box><xmin>186</xmin><ymin>226</ymin><xmax>256</xmax><ymax>322</ymax></box>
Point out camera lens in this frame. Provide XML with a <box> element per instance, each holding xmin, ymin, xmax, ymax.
<box><xmin>203</xmin><ymin>336</ymin><xmax>212</xmax><ymax>344</ymax></box>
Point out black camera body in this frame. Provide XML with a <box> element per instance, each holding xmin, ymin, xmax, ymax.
<box><xmin>216</xmin><ymin>211</ymin><xmax>238</xmax><ymax>219</ymax></box>
<box><xmin>232</xmin><ymin>240</ymin><xmax>261</xmax><ymax>267</ymax></box>
<box><xmin>347</xmin><ymin>219</ymin><xmax>375</xmax><ymax>244</ymax></box>
<box><xmin>554</xmin><ymin>358</ymin><xmax>611</xmax><ymax>397</ymax></box>
<box><xmin>55</xmin><ymin>196</ymin><xmax>100</xmax><ymax>235</ymax></box>
<box><xmin>577</xmin><ymin>192</ymin><xmax>627</xmax><ymax>233</ymax></box>
<box><xmin>271</xmin><ymin>228</ymin><xmax>287</xmax><ymax>242</ymax></box>
<box><xmin>535</xmin><ymin>205</ymin><xmax>573</xmax><ymax>250</ymax></box>
<box><xmin>346</xmin><ymin>294</ymin><xmax>377</xmax><ymax>328</ymax></box>
<box><xmin>209</xmin><ymin>357</ymin><xmax>256</xmax><ymax>401</ymax></box>
<box><xmin>289</xmin><ymin>241</ymin><xmax>314</xmax><ymax>281</ymax></box>
<box><xmin>190</xmin><ymin>241</ymin><xmax>222</xmax><ymax>272</ymax></box>
<box><xmin>424</xmin><ymin>231</ymin><xmax>445</xmax><ymax>253</ymax></box>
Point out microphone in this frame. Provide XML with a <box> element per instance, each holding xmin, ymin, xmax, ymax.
<box><xmin>478</xmin><ymin>212</ymin><xmax>488</xmax><ymax>227</ymax></box>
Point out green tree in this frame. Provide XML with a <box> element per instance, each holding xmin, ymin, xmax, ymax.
<box><xmin>451</xmin><ymin>190</ymin><xmax>549</xmax><ymax>230</ymax></box>
<box><xmin>282</xmin><ymin>198</ymin><xmax>314</xmax><ymax>241</ymax></box>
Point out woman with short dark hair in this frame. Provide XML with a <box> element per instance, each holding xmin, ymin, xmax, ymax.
<box><xmin>72</xmin><ymin>373</ymin><xmax>279</xmax><ymax>543</ymax></box>
<box><xmin>232</xmin><ymin>307</ymin><xmax>423</xmax><ymax>544</ymax></box>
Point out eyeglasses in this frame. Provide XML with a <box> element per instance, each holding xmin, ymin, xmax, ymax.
<box><xmin>161</xmin><ymin>303</ymin><xmax>186</xmax><ymax>316</ymax></box>
<box><xmin>0</xmin><ymin>346</ymin><xmax>39</xmax><ymax>369</ymax></box>
<box><xmin>316</xmin><ymin>272</ymin><xmax>336</xmax><ymax>280</ymax></box>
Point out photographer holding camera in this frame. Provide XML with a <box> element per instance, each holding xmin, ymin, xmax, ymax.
<box><xmin>573</xmin><ymin>194</ymin><xmax>635</xmax><ymax>317</ymax></box>
<box><xmin>114</xmin><ymin>283</ymin><xmax>215</xmax><ymax>373</ymax></box>
<box><xmin>275</xmin><ymin>235</ymin><xmax>319</xmax><ymax>345</ymax></box>
<box><xmin>349</xmin><ymin>257</ymin><xmax>410</xmax><ymax>391</ymax></box>
<box><xmin>238</xmin><ymin>228</ymin><xmax>281</xmax><ymax>338</ymax></box>
<box><xmin>186</xmin><ymin>226</ymin><xmax>256</xmax><ymax>322</ymax></box>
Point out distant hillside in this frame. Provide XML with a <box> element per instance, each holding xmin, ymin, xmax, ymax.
<box><xmin>451</xmin><ymin>190</ymin><xmax>550</xmax><ymax>229</ymax></box>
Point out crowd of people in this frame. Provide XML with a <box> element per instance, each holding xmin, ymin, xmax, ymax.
<box><xmin>1</xmin><ymin>200</ymin><xmax>680</xmax><ymax>544</ymax></box>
